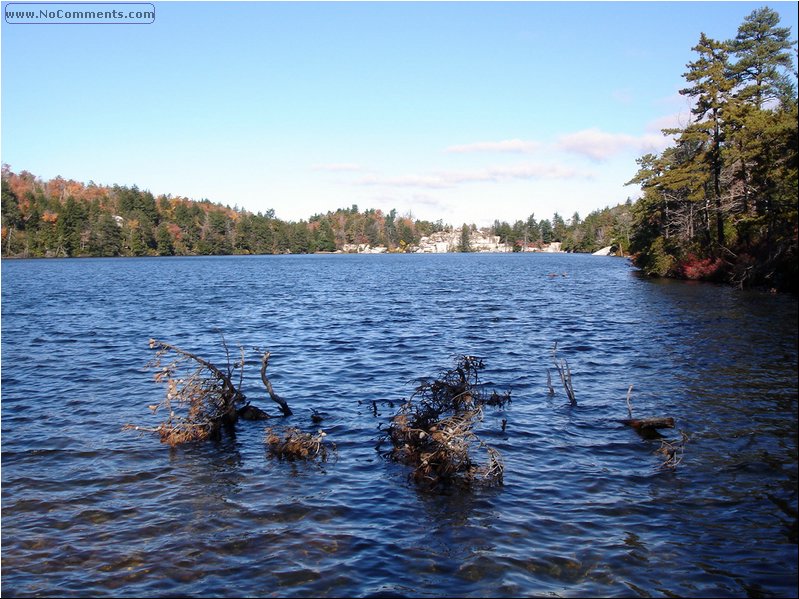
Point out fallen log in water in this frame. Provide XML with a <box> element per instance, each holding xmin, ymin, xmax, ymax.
<box><xmin>617</xmin><ymin>417</ymin><xmax>676</xmax><ymax>438</ymax></box>
<box><xmin>619</xmin><ymin>385</ymin><xmax>686</xmax><ymax>461</ymax></box>
<box><xmin>617</xmin><ymin>384</ymin><xmax>675</xmax><ymax>438</ymax></box>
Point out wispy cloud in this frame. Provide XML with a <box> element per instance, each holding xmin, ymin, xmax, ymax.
<box><xmin>354</xmin><ymin>162</ymin><xmax>593</xmax><ymax>189</ymax></box>
<box><xmin>556</xmin><ymin>128</ymin><xmax>667</xmax><ymax>161</ymax></box>
<box><xmin>311</xmin><ymin>163</ymin><xmax>363</xmax><ymax>172</ymax></box>
<box><xmin>445</xmin><ymin>139</ymin><xmax>541</xmax><ymax>154</ymax></box>
<box><xmin>354</xmin><ymin>174</ymin><xmax>452</xmax><ymax>189</ymax></box>
<box><xmin>373</xmin><ymin>193</ymin><xmax>450</xmax><ymax>210</ymax></box>
<box><xmin>445</xmin><ymin>163</ymin><xmax>591</xmax><ymax>183</ymax></box>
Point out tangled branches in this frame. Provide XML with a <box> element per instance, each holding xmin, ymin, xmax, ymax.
<box><xmin>656</xmin><ymin>431</ymin><xmax>689</xmax><ymax>470</ymax></box>
<box><xmin>382</xmin><ymin>356</ymin><xmax>509</xmax><ymax>489</ymax></box>
<box><xmin>123</xmin><ymin>338</ymin><xmax>246</xmax><ymax>445</ymax></box>
<box><xmin>124</xmin><ymin>338</ymin><xmax>291</xmax><ymax>446</ymax></box>
<box><xmin>265</xmin><ymin>427</ymin><xmax>332</xmax><ymax>461</ymax></box>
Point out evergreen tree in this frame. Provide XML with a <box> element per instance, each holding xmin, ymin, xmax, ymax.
<box><xmin>680</xmin><ymin>33</ymin><xmax>735</xmax><ymax>247</ymax></box>
<box><xmin>551</xmin><ymin>213</ymin><xmax>567</xmax><ymax>241</ymax></box>
<box><xmin>155</xmin><ymin>223</ymin><xmax>175</xmax><ymax>256</ymax></box>
<box><xmin>730</xmin><ymin>7</ymin><xmax>794</xmax><ymax>109</ymax></box>
<box><xmin>458</xmin><ymin>223</ymin><xmax>471</xmax><ymax>252</ymax></box>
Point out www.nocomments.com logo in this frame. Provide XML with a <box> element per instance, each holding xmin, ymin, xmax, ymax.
<box><xmin>4</xmin><ymin>2</ymin><xmax>155</xmax><ymax>24</ymax></box>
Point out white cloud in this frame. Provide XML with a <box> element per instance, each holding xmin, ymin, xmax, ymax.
<box><xmin>556</xmin><ymin>127</ymin><xmax>669</xmax><ymax>161</ymax></box>
<box><xmin>444</xmin><ymin>139</ymin><xmax>541</xmax><ymax>154</ymax></box>
<box><xmin>311</xmin><ymin>163</ymin><xmax>363</xmax><ymax>172</ymax></box>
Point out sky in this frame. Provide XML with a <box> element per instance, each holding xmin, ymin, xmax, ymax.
<box><xmin>1</xmin><ymin>1</ymin><xmax>797</xmax><ymax>227</ymax></box>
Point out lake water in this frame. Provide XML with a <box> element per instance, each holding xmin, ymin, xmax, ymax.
<box><xmin>1</xmin><ymin>253</ymin><xmax>797</xmax><ymax>597</ymax></box>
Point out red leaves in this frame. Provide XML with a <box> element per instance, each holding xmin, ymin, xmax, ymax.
<box><xmin>679</xmin><ymin>254</ymin><xmax>724</xmax><ymax>280</ymax></box>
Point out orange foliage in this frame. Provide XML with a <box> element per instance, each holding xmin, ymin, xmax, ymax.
<box><xmin>5</xmin><ymin>169</ymin><xmax>38</xmax><ymax>202</ymax></box>
<box><xmin>167</xmin><ymin>223</ymin><xmax>182</xmax><ymax>240</ymax></box>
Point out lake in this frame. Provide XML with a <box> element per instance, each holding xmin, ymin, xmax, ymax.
<box><xmin>1</xmin><ymin>253</ymin><xmax>797</xmax><ymax>597</ymax></box>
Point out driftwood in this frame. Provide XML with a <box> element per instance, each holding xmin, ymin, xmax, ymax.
<box><xmin>618</xmin><ymin>385</ymin><xmax>675</xmax><ymax>438</ymax></box>
<box><xmin>618</xmin><ymin>417</ymin><xmax>675</xmax><ymax>430</ymax></box>
<box><xmin>617</xmin><ymin>417</ymin><xmax>676</xmax><ymax>438</ymax></box>
<box><xmin>620</xmin><ymin>385</ymin><xmax>688</xmax><ymax>465</ymax></box>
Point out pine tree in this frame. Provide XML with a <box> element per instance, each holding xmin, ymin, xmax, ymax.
<box><xmin>458</xmin><ymin>223</ymin><xmax>471</xmax><ymax>252</ymax></box>
<box><xmin>679</xmin><ymin>33</ymin><xmax>735</xmax><ymax>247</ymax></box>
<box><xmin>729</xmin><ymin>7</ymin><xmax>794</xmax><ymax>109</ymax></box>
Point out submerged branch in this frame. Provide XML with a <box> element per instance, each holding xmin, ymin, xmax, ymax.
<box><xmin>656</xmin><ymin>431</ymin><xmax>689</xmax><ymax>469</ymax></box>
<box><xmin>552</xmin><ymin>342</ymin><xmax>576</xmax><ymax>405</ymax></box>
<box><xmin>265</xmin><ymin>427</ymin><xmax>331</xmax><ymax>461</ymax></box>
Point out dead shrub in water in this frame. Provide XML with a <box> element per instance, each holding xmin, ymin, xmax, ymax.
<box><xmin>124</xmin><ymin>338</ymin><xmax>291</xmax><ymax>446</ymax></box>
<box><xmin>382</xmin><ymin>355</ymin><xmax>509</xmax><ymax>489</ymax></box>
<box><xmin>122</xmin><ymin>338</ymin><xmax>247</xmax><ymax>445</ymax></box>
<box><xmin>265</xmin><ymin>427</ymin><xmax>331</xmax><ymax>462</ymax></box>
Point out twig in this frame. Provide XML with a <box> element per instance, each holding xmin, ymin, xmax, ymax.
<box><xmin>656</xmin><ymin>431</ymin><xmax>689</xmax><ymax>469</ymax></box>
<box><xmin>552</xmin><ymin>343</ymin><xmax>576</xmax><ymax>405</ymax></box>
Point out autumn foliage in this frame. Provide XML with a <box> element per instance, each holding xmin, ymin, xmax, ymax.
<box><xmin>1</xmin><ymin>165</ymin><xmax>439</xmax><ymax>258</ymax></box>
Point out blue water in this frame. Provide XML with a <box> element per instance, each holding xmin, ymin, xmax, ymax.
<box><xmin>2</xmin><ymin>254</ymin><xmax>797</xmax><ymax>597</ymax></box>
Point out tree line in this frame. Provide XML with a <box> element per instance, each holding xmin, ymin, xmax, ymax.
<box><xmin>489</xmin><ymin>202</ymin><xmax>635</xmax><ymax>254</ymax></box>
<box><xmin>0</xmin><ymin>167</ymin><xmax>450</xmax><ymax>257</ymax></box>
<box><xmin>1</xmin><ymin>164</ymin><xmax>633</xmax><ymax>259</ymax></box>
<box><xmin>627</xmin><ymin>7</ymin><xmax>797</xmax><ymax>292</ymax></box>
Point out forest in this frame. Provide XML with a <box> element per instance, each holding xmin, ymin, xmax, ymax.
<box><xmin>0</xmin><ymin>166</ymin><xmax>439</xmax><ymax>257</ymax></box>
<box><xmin>627</xmin><ymin>7</ymin><xmax>797</xmax><ymax>293</ymax></box>
<box><xmin>0</xmin><ymin>164</ymin><xmax>632</xmax><ymax>259</ymax></box>
<box><xmin>2</xmin><ymin>8</ymin><xmax>795</xmax><ymax>292</ymax></box>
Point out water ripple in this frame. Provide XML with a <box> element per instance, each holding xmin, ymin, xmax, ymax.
<box><xmin>2</xmin><ymin>254</ymin><xmax>797</xmax><ymax>597</ymax></box>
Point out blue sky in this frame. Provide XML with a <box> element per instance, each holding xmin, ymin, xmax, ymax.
<box><xmin>2</xmin><ymin>1</ymin><xmax>797</xmax><ymax>226</ymax></box>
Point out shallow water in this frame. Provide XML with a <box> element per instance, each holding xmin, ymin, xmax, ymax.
<box><xmin>2</xmin><ymin>253</ymin><xmax>797</xmax><ymax>597</ymax></box>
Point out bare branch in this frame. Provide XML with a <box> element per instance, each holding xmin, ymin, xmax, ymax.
<box><xmin>657</xmin><ymin>431</ymin><xmax>689</xmax><ymax>469</ymax></box>
<box><xmin>260</xmin><ymin>351</ymin><xmax>292</xmax><ymax>417</ymax></box>
<box><xmin>552</xmin><ymin>343</ymin><xmax>576</xmax><ymax>405</ymax></box>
